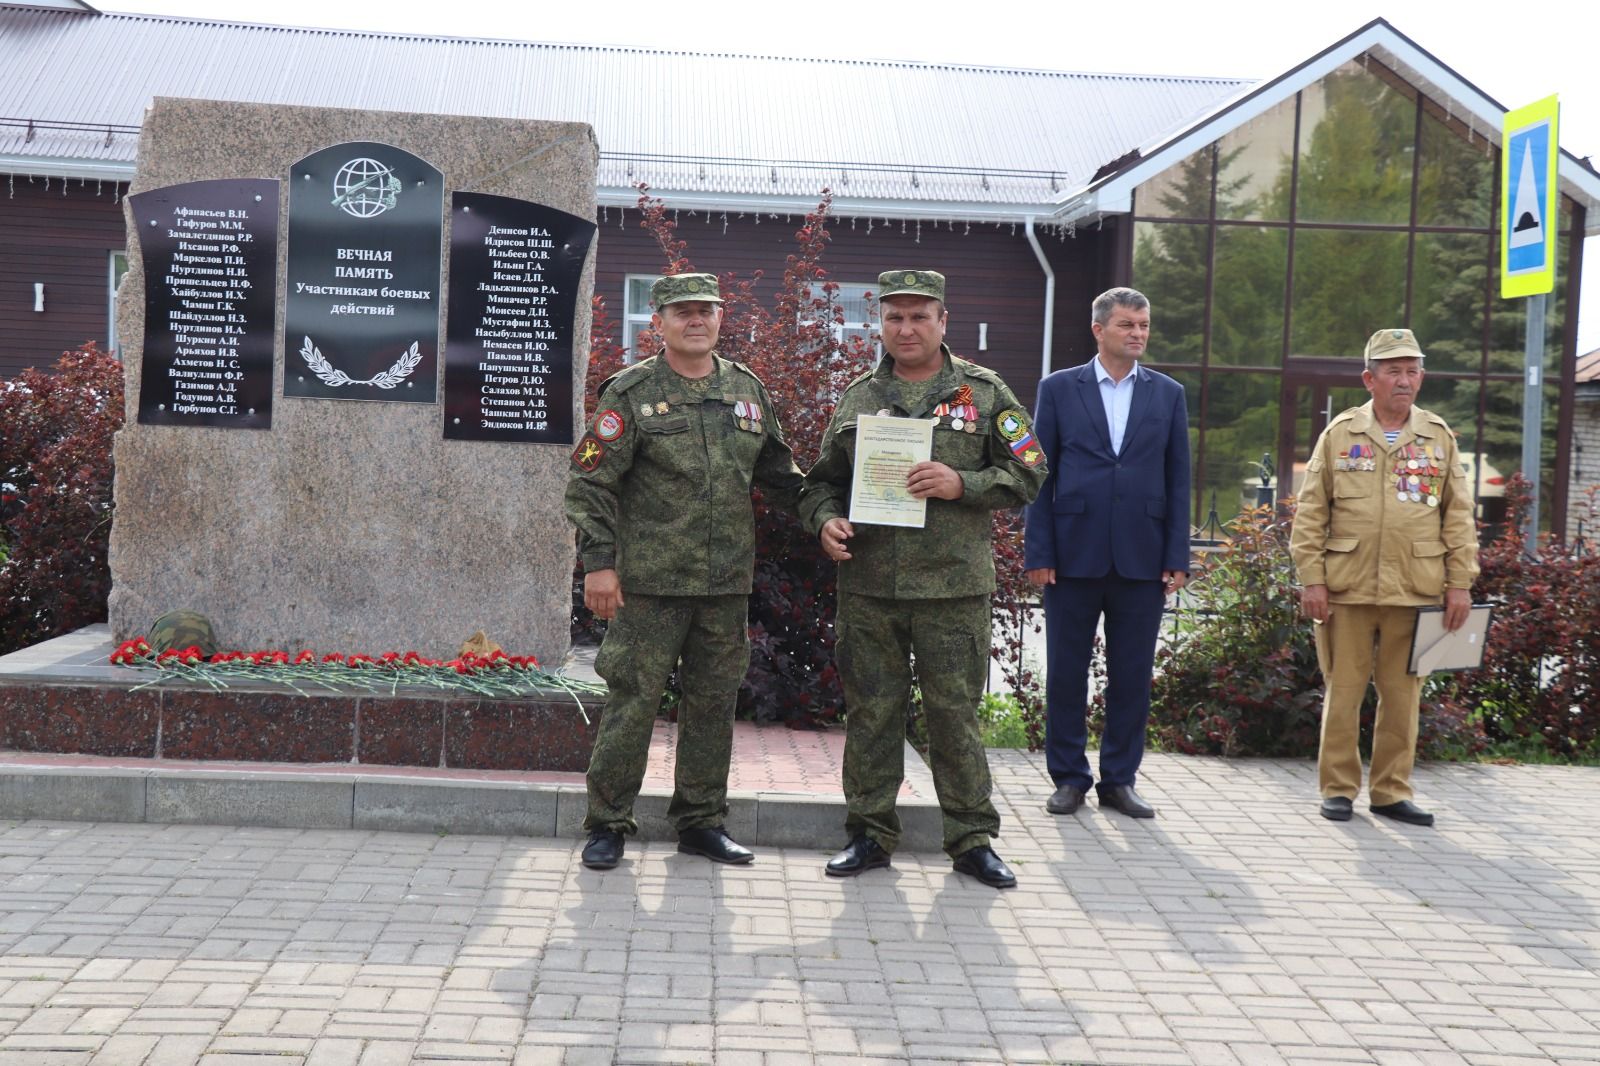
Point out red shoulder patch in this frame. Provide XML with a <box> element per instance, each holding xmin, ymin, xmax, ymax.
<box><xmin>594</xmin><ymin>408</ymin><xmax>625</xmax><ymax>441</ymax></box>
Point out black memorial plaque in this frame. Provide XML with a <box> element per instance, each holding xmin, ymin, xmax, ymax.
<box><xmin>443</xmin><ymin>192</ymin><xmax>597</xmax><ymax>443</ymax></box>
<box><xmin>130</xmin><ymin>179</ymin><xmax>278</xmax><ymax>429</ymax></box>
<box><xmin>284</xmin><ymin>142</ymin><xmax>442</xmax><ymax>402</ymax></box>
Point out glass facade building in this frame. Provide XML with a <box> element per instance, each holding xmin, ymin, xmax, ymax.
<box><xmin>1129</xmin><ymin>55</ymin><xmax>1583</xmax><ymax>534</ymax></box>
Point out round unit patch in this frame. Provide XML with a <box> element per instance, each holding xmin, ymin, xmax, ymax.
<box><xmin>997</xmin><ymin>409</ymin><xmax>1029</xmax><ymax>442</ymax></box>
<box><xmin>595</xmin><ymin>409</ymin><xmax>625</xmax><ymax>441</ymax></box>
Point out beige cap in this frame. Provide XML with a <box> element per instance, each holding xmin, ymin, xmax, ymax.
<box><xmin>1363</xmin><ymin>328</ymin><xmax>1425</xmax><ymax>367</ymax></box>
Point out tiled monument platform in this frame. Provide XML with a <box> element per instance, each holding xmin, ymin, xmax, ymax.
<box><xmin>0</xmin><ymin>627</ymin><xmax>942</xmax><ymax>850</ymax></box>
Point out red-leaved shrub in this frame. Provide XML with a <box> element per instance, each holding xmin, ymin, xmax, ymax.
<box><xmin>1429</xmin><ymin>479</ymin><xmax>1600</xmax><ymax>758</ymax></box>
<box><xmin>0</xmin><ymin>345</ymin><xmax>124</xmax><ymax>654</ymax></box>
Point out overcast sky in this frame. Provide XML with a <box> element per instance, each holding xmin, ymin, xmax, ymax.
<box><xmin>107</xmin><ymin>0</ymin><xmax>1599</xmax><ymax>354</ymax></box>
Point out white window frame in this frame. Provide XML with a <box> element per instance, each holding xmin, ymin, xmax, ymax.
<box><xmin>108</xmin><ymin>250</ymin><xmax>129</xmax><ymax>353</ymax></box>
<box><xmin>825</xmin><ymin>281</ymin><xmax>877</xmax><ymax>352</ymax></box>
<box><xmin>622</xmin><ymin>274</ymin><xmax>662</xmax><ymax>362</ymax></box>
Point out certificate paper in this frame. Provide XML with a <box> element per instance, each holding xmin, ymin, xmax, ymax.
<box><xmin>849</xmin><ymin>415</ymin><xmax>933</xmax><ymax>528</ymax></box>
<box><xmin>1407</xmin><ymin>604</ymin><xmax>1494</xmax><ymax>675</ymax></box>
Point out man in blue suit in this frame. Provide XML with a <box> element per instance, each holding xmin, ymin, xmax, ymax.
<box><xmin>1023</xmin><ymin>288</ymin><xmax>1191</xmax><ymax>819</ymax></box>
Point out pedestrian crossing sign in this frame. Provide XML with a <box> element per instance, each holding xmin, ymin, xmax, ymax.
<box><xmin>1500</xmin><ymin>95</ymin><xmax>1560</xmax><ymax>298</ymax></box>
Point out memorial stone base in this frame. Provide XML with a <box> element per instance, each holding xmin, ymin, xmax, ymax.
<box><xmin>0</xmin><ymin>628</ymin><xmax>600</xmax><ymax>772</ymax></box>
<box><xmin>0</xmin><ymin>627</ymin><xmax>944</xmax><ymax>850</ymax></box>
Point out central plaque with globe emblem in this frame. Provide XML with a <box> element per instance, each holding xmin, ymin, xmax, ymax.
<box><xmin>284</xmin><ymin>141</ymin><xmax>443</xmax><ymax>402</ymax></box>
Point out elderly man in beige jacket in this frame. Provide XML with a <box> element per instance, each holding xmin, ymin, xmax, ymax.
<box><xmin>1290</xmin><ymin>328</ymin><xmax>1478</xmax><ymax>827</ymax></box>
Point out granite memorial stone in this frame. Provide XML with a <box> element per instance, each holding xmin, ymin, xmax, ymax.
<box><xmin>109</xmin><ymin>98</ymin><xmax>599</xmax><ymax>662</ymax></box>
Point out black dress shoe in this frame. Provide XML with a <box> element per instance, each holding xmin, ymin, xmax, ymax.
<box><xmin>1045</xmin><ymin>784</ymin><xmax>1085</xmax><ymax>815</ymax></box>
<box><xmin>952</xmin><ymin>845</ymin><xmax>1017</xmax><ymax>889</ymax></box>
<box><xmin>1371</xmin><ymin>800</ymin><xmax>1434</xmax><ymax>826</ymax></box>
<box><xmin>1320</xmin><ymin>796</ymin><xmax>1354</xmax><ymax>821</ymax></box>
<box><xmin>581</xmin><ymin>829</ymin><xmax>624</xmax><ymax>870</ymax></box>
<box><xmin>825</xmin><ymin>835</ymin><xmax>891</xmax><ymax>877</ymax></box>
<box><xmin>677</xmin><ymin>826</ymin><xmax>755</xmax><ymax>864</ymax></box>
<box><xmin>1098</xmin><ymin>784</ymin><xmax>1156</xmax><ymax>818</ymax></box>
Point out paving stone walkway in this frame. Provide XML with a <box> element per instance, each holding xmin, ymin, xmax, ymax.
<box><xmin>0</xmin><ymin>751</ymin><xmax>1597</xmax><ymax>1065</ymax></box>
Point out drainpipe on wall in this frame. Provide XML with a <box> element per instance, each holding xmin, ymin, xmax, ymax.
<box><xmin>1024</xmin><ymin>215</ymin><xmax>1055</xmax><ymax>380</ymax></box>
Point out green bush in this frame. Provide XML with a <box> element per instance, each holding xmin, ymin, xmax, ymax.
<box><xmin>1149</xmin><ymin>492</ymin><xmax>1598</xmax><ymax>765</ymax></box>
<box><xmin>977</xmin><ymin>692</ymin><xmax>1033</xmax><ymax>748</ymax></box>
<box><xmin>1149</xmin><ymin>504</ymin><xmax>1331</xmax><ymax>757</ymax></box>
<box><xmin>902</xmin><ymin>688</ymin><xmax>1033</xmax><ymax>752</ymax></box>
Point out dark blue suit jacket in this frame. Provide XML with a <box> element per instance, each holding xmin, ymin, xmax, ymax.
<box><xmin>1023</xmin><ymin>360</ymin><xmax>1191</xmax><ymax>580</ymax></box>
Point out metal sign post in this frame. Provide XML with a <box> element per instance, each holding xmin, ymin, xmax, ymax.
<box><xmin>1521</xmin><ymin>293</ymin><xmax>1545</xmax><ymax>555</ymax></box>
<box><xmin>1500</xmin><ymin>95</ymin><xmax>1560</xmax><ymax>554</ymax></box>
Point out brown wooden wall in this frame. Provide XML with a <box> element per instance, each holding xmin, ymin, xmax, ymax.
<box><xmin>0</xmin><ymin>176</ymin><xmax>129</xmax><ymax>379</ymax></box>
<box><xmin>0</xmin><ymin>184</ymin><xmax>1113</xmax><ymax>414</ymax></box>
<box><xmin>591</xmin><ymin>207</ymin><xmax>1108</xmax><ymax>413</ymax></box>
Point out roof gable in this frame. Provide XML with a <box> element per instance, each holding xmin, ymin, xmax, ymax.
<box><xmin>1055</xmin><ymin>17</ymin><xmax>1600</xmax><ymax>234</ymax></box>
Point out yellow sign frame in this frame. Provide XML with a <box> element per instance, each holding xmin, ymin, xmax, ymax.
<box><xmin>1500</xmin><ymin>95</ymin><xmax>1560</xmax><ymax>299</ymax></box>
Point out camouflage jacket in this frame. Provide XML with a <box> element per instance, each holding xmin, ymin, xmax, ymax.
<box><xmin>800</xmin><ymin>347</ymin><xmax>1047</xmax><ymax>599</ymax></box>
<box><xmin>565</xmin><ymin>353</ymin><xmax>803</xmax><ymax>596</ymax></box>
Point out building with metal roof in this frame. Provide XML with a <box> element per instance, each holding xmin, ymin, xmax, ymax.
<box><xmin>2</xmin><ymin>3</ymin><xmax>1596</xmax><ymax>533</ymax></box>
<box><xmin>0</xmin><ymin>4</ymin><xmax>1247</xmax><ymax>221</ymax></box>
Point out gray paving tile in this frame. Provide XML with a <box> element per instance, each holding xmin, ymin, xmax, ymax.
<box><xmin>0</xmin><ymin>751</ymin><xmax>1593</xmax><ymax>1063</ymax></box>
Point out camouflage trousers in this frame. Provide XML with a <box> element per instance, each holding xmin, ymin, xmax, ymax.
<box><xmin>836</xmin><ymin>592</ymin><xmax>999</xmax><ymax>858</ymax></box>
<box><xmin>585</xmin><ymin>593</ymin><xmax>750</xmax><ymax>835</ymax></box>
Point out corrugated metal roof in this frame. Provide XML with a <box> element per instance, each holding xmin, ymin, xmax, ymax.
<box><xmin>0</xmin><ymin>7</ymin><xmax>1247</xmax><ymax>216</ymax></box>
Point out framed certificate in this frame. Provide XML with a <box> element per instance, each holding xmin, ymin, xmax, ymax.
<box><xmin>849</xmin><ymin>414</ymin><xmax>933</xmax><ymax>528</ymax></box>
<box><xmin>1408</xmin><ymin>604</ymin><xmax>1494</xmax><ymax>675</ymax></box>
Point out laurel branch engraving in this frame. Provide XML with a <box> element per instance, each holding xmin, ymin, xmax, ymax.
<box><xmin>299</xmin><ymin>337</ymin><xmax>421</xmax><ymax>389</ymax></box>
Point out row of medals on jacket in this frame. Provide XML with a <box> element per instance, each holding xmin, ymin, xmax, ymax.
<box><xmin>635</xmin><ymin>398</ymin><xmax>766</xmax><ymax>433</ymax></box>
<box><xmin>1338</xmin><ymin>442</ymin><xmax>1446</xmax><ymax>507</ymax></box>
<box><xmin>876</xmin><ymin>385</ymin><xmax>979</xmax><ymax>433</ymax></box>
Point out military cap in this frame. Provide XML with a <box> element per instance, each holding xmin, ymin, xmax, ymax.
<box><xmin>651</xmin><ymin>273</ymin><xmax>723</xmax><ymax>307</ymax></box>
<box><xmin>1363</xmin><ymin>328</ymin><xmax>1425</xmax><ymax>367</ymax></box>
<box><xmin>877</xmin><ymin>269</ymin><xmax>946</xmax><ymax>302</ymax></box>
<box><xmin>147</xmin><ymin>609</ymin><xmax>218</xmax><ymax>656</ymax></box>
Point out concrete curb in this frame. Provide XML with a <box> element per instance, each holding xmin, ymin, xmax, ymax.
<box><xmin>0</xmin><ymin>748</ymin><xmax>946</xmax><ymax>852</ymax></box>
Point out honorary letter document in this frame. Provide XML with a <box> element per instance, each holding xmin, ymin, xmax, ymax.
<box><xmin>849</xmin><ymin>415</ymin><xmax>934</xmax><ymax>528</ymax></box>
<box><xmin>1408</xmin><ymin>604</ymin><xmax>1494</xmax><ymax>675</ymax></box>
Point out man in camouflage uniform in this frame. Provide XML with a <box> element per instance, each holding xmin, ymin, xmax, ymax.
<box><xmin>801</xmin><ymin>269</ymin><xmax>1046</xmax><ymax>889</ymax></box>
<box><xmin>565</xmin><ymin>273</ymin><xmax>803</xmax><ymax>870</ymax></box>
<box><xmin>1290</xmin><ymin>328</ymin><xmax>1479</xmax><ymax>827</ymax></box>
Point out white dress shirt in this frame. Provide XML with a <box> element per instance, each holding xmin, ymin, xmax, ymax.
<box><xmin>1094</xmin><ymin>355</ymin><xmax>1137</xmax><ymax>455</ymax></box>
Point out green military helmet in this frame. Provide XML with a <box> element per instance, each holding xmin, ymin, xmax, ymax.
<box><xmin>877</xmin><ymin>269</ymin><xmax>946</xmax><ymax>302</ymax></box>
<box><xmin>651</xmin><ymin>273</ymin><xmax>723</xmax><ymax>307</ymax></box>
<box><xmin>147</xmin><ymin>610</ymin><xmax>219</xmax><ymax>656</ymax></box>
